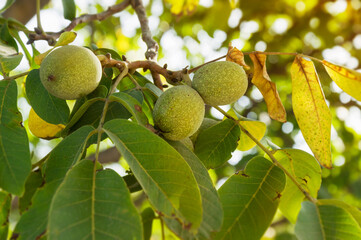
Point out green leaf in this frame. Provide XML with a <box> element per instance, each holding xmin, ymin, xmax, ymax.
<box><xmin>54</xmin><ymin>31</ymin><xmax>77</xmax><ymax>47</ymax></box>
<box><xmin>118</xmin><ymin>71</ymin><xmax>152</xmax><ymax>92</ymax></box>
<box><xmin>144</xmin><ymin>83</ymin><xmax>163</xmax><ymax>97</ymax></box>
<box><xmin>272</xmin><ymin>149</ymin><xmax>322</xmax><ymax>223</ymax></box>
<box><xmin>0</xmin><ymin>42</ymin><xmax>16</xmax><ymax>56</ymax></box>
<box><xmin>14</xmin><ymin>126</ymin><xmax>94</xmax><ymax>239</ymax></box>
<box><xmin>98</xmin><ymin>67</ymin><xmax>113</xmax><ymax>90</ymax></box>
<box><xmin>0</xmin><ymin>80</ymin><xmax>31</xmax><ymax>196</ymax></box>
<box><xmin>0</xmin><ymin>0</ymin><xmax>15</xmax><ymax>13</ymax></box>
<box><xmin>238</xmin><ymin>119</ymin><xmax>266</xmax><ymax>151</ymax></box>
<box><xmin>215</xmin><ymin>157</ymin><xmax>286</xmax><ymax>240</ymax></box>
<box><xmin>110</xmin><ymin>92</ymin><xmax>148</xmax><ymax>126</ymax></box>
<box><xmin>0</xmin><ymin>53</ymin><xmax>23</xmax><ymax>75</ymax></box>
<box><xmin>194</xmin><ymin>119</ymin><xmax>240</xmax><ymax>169</ymax></box>
<box><xmin>68</xmin><ymin>100</ymin><xmax>131</xmax><ymax>135</ymax></box>
<box><xmin>48</xmin><ymin>160</ymin><xmax>142</xmax><ymax>240</ymax></box>
<box><xmin>65</xmin><ymin>97</ymin><xmax>103</xmax><ymax>132</ymax></box>
<box><xmin>295</xmin><ymin>201</ymin><xmax>361</xmax><ymax>240</ymax></box>
<box><xmin>25</xmin><ymin>69</ymin><xmax>70</xmax><ymax>125</ymax></box>
<box><xmin>0</xmin><ymin>192</ymin><xmax>11</xmax><ymax>240</ymax></box>
<box><xmin>141</xmin><ymin>207</ymin><xmax>155</xmax><ymax>240</ymax></box>
<box><xmin>166</xmin><ymin>141</ymin><xmax>223</xmax><ymax>239</ymax></box>
<box><xmin>103</xmin><ymin>119</ymin><xmax>203</xmax><ymax>231</ymax></box>
<box><xmin>61</xmin><ymin>0</ymin><xmax>76</xmax><ymax>20</ymax></box>
<box><xmin>94</xmin><ymin>48</ymin><xmax>122</xmax><ymax>60</ymax></box>
<box><xmin>318</xmin><ymin>199</ymin><xmax>361</xmax><ymax>227</ymax></box>
<box><xmin>19</xmin><ymin>171</ymin><xmax>43</xmax><ymax>213</ymax></box>
<box><xmin>0</xmin><ymin>21</ymin><xmax>18</xmax><ymax>52</ymax></box>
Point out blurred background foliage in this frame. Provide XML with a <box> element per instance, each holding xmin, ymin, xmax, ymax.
<box><xmin>3</xmin><ymin>0</ymin><xmax>361</xmax><ymax>239</ymax></box>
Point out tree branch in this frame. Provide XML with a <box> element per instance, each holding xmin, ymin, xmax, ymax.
<box><xmin>98</xmin><ymin>55</ymin><xmax>187</xmax><ymax>86</ymax></box>
<box><xmin>27</xmin><ymin>0</ymin><xmax>131</xmax><ymax>45</ymax></box>
<box><xmin>130</xmin><ymin>0</ymin><xmax>159</xmax><ymax>61</ymax></box>
<box><xmin>130</xmin><ymin>0</ymin><xmax>162</xmax><ymax>89</ymax></box>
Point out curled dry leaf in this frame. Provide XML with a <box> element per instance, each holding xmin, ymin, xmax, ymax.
<box><xmin>291</xmin><ymin>56</ymin><xmax>332</xmax><ymax>169</ymax></box>
<box><xmin>249</xmin><ymin>53</ymin><xmax>286</xmax><ymax>122</ymax></box>
<box><xmin>226</xmin><ymin>44</ymin><xmax>250</xmax><ymax>71</ymax></box>
<box><xmin>322</xmin><ymin>60</ymin><xmax>361</xmax><ymax>101</ymax></box>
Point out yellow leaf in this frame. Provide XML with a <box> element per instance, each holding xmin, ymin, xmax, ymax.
<box><xmin>165</xmin><ymin>0</ymin><xmax>199</xmax><ymax>16</ymax></box>
<box><xmin>223</xmin><ymin>109</ymin><xmax>266</xmax><ymax>151</ymax></box>
<box><xmin>34</xmin><ymin>49</ymin><xmax>52</xmax><ymax>65</ymax></box>
<box><xmin>291</xmin><ymin>56</ymin><xmax>332</xmax><ymax>168</ymax></box>
<box><xmin>28</xmin><ymin>108</ymin><xmax>65</xmax><ymax>139</ymax></box>
<box><xmin>54</xmin><ymin>32</ymin><xmax>77</xmax><ymax>47</ymax></box>
<box><xmin>226</xmin><ymin>44</ymin><xmax>250</xmax><ymax>70</ymax></box>
<box><xmin>222</xmin><ymin>109</ymin><xmax>266</xmax><ymax>151</ymax></box>
<box><xmin>249</xmin><ymin>53</ymin><xmax>286</xmax><ymax>122</ymax></box>
<box><xmin>322</xmin><ymin>60</ymin><xmax>361</xmax><ymax>101</ymax></box>
<box><xmin>237</xmin><ymin>119</ymin><xmax>266</xmax><ymax>151</ymax></box>
<box><xmin>229</xmin><ymin>0</ymin><xmax>239</xmax><ymax>9</ymax></box>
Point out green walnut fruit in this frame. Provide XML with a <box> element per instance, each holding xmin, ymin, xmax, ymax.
<box><xmin>40</xmin><ymin>45</ymin><xmax>102</xmax><ymax>100</ymax></box>
<box><xmin>192</xmin><ymin>61</ymin><xmax>248</xmax><ymax>106</ymax></box>
<box><xmin>153</xmin><ymin>85</ymin><xmax>205</xmax><ymax>141</ymax></box>
<box><xmin>189</xmin><ymin>117</ymin><xmax>218</xmax><ymax>143</ymax></box>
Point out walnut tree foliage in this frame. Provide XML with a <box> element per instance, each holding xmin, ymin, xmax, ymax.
<box><xmin>1</xmin><ymin>0</ymin><xmax>361</xmax><ymax>239</ymax></box>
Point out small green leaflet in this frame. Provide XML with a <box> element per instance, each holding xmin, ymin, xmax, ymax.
<box><xmin>19</xmin><ymin>171</ymin><xmax>43</xmax><ymax>213</ymax></box>
<box><xmin>61</xmin><ymin>0</ymin><xmax>76</xmax><ymax>20</ymax></box>
<box><xmin>0</xmin><ymin>80</ymin><xmax>31</xmax><ymax>196</ymax></box>
<box><xmin>141</xmin><ymin>207</ymin><xmax>155</xmax><ymax>240</ymax></box>
<box><xmin>0</xmin><ymin>53</ymin><xmax>23</xmax><ymax>75</ymax></box>
<box><xmin>215</xmin><ymin>157</ymin><xmax>285</xmax><ymax>240</ymax></box>
<box><xmin>0</xmin><ymin>192</ymin><xmax>11</xmax><ymax>239</ymax></box>
<box><xmin>48</xmin><ymin>160</ymin><xmax>142</xmax><ymax>240</ymax></box>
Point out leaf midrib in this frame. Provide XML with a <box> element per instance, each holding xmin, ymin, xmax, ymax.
<box><xmin>220</xmin><ymin>164</ymin><xmax>276</xmax><ymax>240</ymax></box>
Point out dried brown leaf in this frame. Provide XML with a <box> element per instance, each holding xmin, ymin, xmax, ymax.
<box><xmin>226</xmin><ymin>44</ymin><xmax>250</xmax><ymax>70</ymax></box>
<box><xmin>249</xmin><ymin>53</ymin><xmax>286</xmax><ymax>122</ymax></box>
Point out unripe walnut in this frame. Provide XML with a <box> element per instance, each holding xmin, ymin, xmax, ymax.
<box><xmin>40</xmin><ymin>45</ymin><xmax>102</xmax><ymax>100</ymax></box>
<box><xmin>192</xmin><ymin>61</ymin><xmax>248</xmax><ymax>106</ymax></box>
<box><xmin>153</xmin><ymin>85</ymin><xmax>205</xmax><ymax>141</ymax></box>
